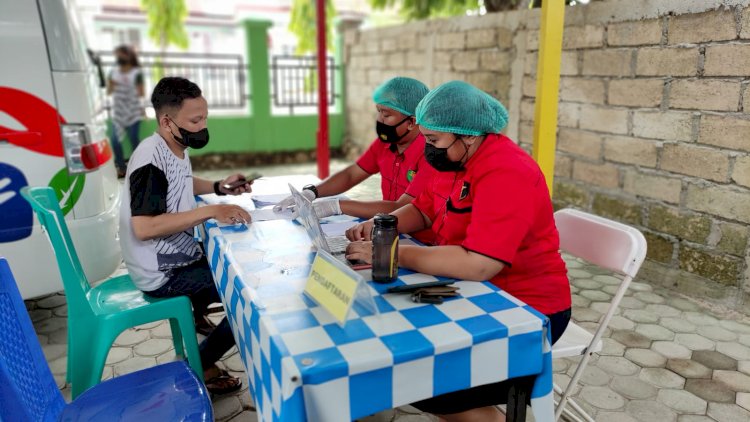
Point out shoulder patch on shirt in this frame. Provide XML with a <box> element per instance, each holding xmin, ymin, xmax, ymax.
<box><xmin>459</xmin><ymin>181</ymin><xmax>471</xmax><ymax>201</ymax></box>
<box><xmin>407</xmin><ymin>169</ymin><xmax>416</xmax><ymax>182</ymax></box>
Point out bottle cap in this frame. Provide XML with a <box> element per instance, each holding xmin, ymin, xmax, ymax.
<box><xmin>373</xmin><ymin>213</ymin><xmax>397</xmax><ymax>228</ymax></box>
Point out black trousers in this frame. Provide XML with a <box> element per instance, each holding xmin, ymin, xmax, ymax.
<box><xmin>147</xmin><ymin>256</ymin><xmax>236</xmax><ymax>370</ymax></box>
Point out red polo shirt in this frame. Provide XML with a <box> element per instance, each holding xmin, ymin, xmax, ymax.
<box><xmin>412</xmin><ymin>134</ymin><xmax>570</xmax><ymax>315</ymax></box>
<box><xmin>356</xmin><ymin>133</ymin><xmax>433</xmax><ymax>201</ymax></box>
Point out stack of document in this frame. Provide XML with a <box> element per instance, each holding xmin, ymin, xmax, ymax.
<box><xmin>251</xmin><ymin>193</ymin><xmax>288</xmax><ymax>208</ymax></box>
<box><xmin>249</xmin><ymin>207</ymin><xmax>294</xmax><ymax>222</ymax></box>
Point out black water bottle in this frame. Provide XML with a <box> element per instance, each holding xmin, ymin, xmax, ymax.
<box><xmin>372</xmin><ymin>214</ymin><xmax>399</xmax><ymax>283</ymax></box>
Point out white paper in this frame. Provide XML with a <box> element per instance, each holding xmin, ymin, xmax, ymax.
<box><xmin>252</xmin><ymin>193</ymin><xmax>289</xmax><ymax>207</ymax></box>
<box><xmin>250</xmin><ymin>208</ymin><xmax>294</xmax><ymax>221</ymax></box>
<box><xmin>321</xmin><ymin>221</ymin><xmax>359</xmax><ymax>237</ymax></box>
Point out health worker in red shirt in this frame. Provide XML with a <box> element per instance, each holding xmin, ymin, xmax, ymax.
<box><xmin>274</xmin><ymin>77</ymin><xmax>435</xmax><ymax>221</ymax></box>
<box><xmin>346</xmin><ymin>80</ymin><xmax>571</xmax><ymax>422</ymax></box>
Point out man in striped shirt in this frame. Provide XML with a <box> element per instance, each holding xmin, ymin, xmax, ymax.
<box><xmin>119</xmin><ymin>76</ymin><xmax>251</xmax><ymax>394</ymax></box>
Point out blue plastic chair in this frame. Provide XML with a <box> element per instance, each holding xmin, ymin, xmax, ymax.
<box><xmin>0</xmin><ymin>257</ymin><xmax>213</xmax><ymax>422</ymax></box>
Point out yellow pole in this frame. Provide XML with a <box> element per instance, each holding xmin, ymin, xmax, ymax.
<box><xmin>532</xmin><ymin>0</ymin><xmax>565</xmax><ymax>196</ymax></box>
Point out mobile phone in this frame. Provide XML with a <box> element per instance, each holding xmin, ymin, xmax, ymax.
<box><xmin>387</xmin><ymin>279</ymin><xmax>456</xmax><ymax>293</ymax></box>
<box><xmin>348</xmin><ymin>259</ymin><xmax>372</xmax><ymax>271</ymax></box>
<box><xmin>223</xmin><ymin>173</ymin><xmax>262</xmax><ymax>190</ymax></box>
<box><xmin>223</xmin><ymin>179</ymin><xmax>248</xmax><ymax>190</ymax></box>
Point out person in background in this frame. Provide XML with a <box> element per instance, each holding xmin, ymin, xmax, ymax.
<box><xmin>120</xmin><ymin>76</ymin><xmax>253</xmax><ymax>395</ymax></box>
<box><xmin>274</xmin><ymin>77</ymin><xmax>435</xmax><ymax>243</ymax></box>
<box><xmin>107</xmin><ymin>45</ymin><xmax>145</xmax><ymax>177</ymax></box>
<box><xmin>346</xmin><ymin>81</ymin><xmax>571</xmax><ymax>422</ymax></box>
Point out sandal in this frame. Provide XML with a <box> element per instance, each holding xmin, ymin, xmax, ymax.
<box><xmin>205</xmin><ymin>368</ymin><xmax>242</xmax><ymax>395</ymax></box>
<box><xmin>205</xmin><ymin>303</ymin><xmax>225</xmax><ymax>315</ymax></box>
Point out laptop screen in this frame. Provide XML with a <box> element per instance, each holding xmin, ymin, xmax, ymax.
<box><xmin>289</xmin><ymin>184</ymin><xmax>331</xmax><ymax>253</ymax></box>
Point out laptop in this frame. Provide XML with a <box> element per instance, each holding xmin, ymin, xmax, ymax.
<box><xmin>289</xmin><ymin>184</ymin><xmax>370</xmax><ymax>270</ymax></box>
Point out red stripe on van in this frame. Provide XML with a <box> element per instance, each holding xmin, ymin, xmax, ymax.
<box><xmin>0</xmin><ymin>87</ymin><xmax>66</xmax><ymax>157</ymax></box>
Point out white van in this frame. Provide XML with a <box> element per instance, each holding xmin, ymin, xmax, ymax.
<box><xmin>0</xmin><ymin>0</ymin><xmax>122</xmax><ymax>299</ymax></box>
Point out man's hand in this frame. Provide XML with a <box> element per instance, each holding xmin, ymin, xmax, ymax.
<box><xmin>219</xmin><ymin>173</ymin><xmax>252</xmax><ymax>196</ymax></box>
<box><xmin>273</xmin><ymin>188</ymin><xmax>315</xmax><ymax>213</ymax></box>
<box><xmin>313</xmin><ymin>198</ymin><xmax>341</xmax><ymax>218</ymax></box>
<box><xmin>346</xmin><ymin>219</ymin><xmax>375</xmax><ymax>241</ymax></box>
<box><xmin>211</xmin><ymin>204</ymin><xmax>251</xmax><ymax>225</ymax></box>
<box><xmin>345</xmin><ymin>241</ymin><xmax>373</xmax><ymax>264</ymax></box>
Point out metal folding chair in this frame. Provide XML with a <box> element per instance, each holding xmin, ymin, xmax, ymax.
<box><xmin>552</xmin><ymin>209</ymin><xmax>647</xmax><ymax>422</ymax></box>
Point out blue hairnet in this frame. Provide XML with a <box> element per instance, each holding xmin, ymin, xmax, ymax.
<box><xmin>372</xmin><ymin>77</ymin><xmax>429</xmax><ymax>116</ymax></box>
<box><xmin>415</xmin><ymin>80</ymin><xmax>509</xmax><ymax>136</ymax></box>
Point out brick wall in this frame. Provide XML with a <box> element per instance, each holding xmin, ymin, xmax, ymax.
<box><xmin>342</xmin><ymin>11</ymin><xmax>524</xmax><ymax>149</ymax></box>
<box><xmin>342</xmin><ymin>0</ymin><xmax>750</xmax><ymax>312</ymax></box>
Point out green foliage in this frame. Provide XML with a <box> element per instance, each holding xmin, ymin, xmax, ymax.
<box><xmin>369</xmin><ymin>0</ymin><xmax>589</xmax><ymax>20</ymax></box>
<box><xmin>289</xmin><ymin>0</ymin><xmax>337</xmax><ymax>55</ymax></box>
<box><xmin>369</xmin><ymin>0</ymin><xmax>479</xmax><ymax>20</ymax></box>
<box><xmin>140</xmin><ymin>0</ymin><xmax>189</xmax><ymax>51</ymax></box>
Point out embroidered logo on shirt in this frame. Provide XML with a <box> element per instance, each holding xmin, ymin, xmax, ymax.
<box><xmin>407</xmin><ymin>169</ymin><xmax>416</xmax><ymax>182</ymax></box>
<box><xmin>459</xmin><ymin>181</ymin><xmax>470</xmax><ymax>201</ymax></box>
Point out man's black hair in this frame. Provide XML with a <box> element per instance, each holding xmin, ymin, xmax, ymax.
<box><xmin>151</xmin><ymin>77</ymin><xmax>202</xmax><ymax>118</ymax></box>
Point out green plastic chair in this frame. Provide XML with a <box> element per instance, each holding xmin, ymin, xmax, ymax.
<box><xmin>21</xmin><ymin>187</ymin><xmax>204</xmax><ymax>399</ymax></box>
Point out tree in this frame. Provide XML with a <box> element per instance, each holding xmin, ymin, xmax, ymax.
<box><xmin>140</xmin><ymin>0</ymin><xmax>189</xmax><ymax>52</ymax></box>
<box><xmin>485</xmin><ymin>0</ymin><xmax>526</xmax><ymax>12</ymax></box>
<box><xmin>288</xmin><ymin>0</ymin><xmax>337</xmax><ymax>93</ymax></box>
<box><xmin>369</xmin><ymin>0</ymin><xmax>587</xmax><ymax>20</ymax></box>
<box><xmin>368</xmin><ymin>0</ymin><xmax>479</xmax><ymax>20</ymax></box>
<box><xmin>140</xmin><ymin>0</ymin><xmax>189</xmax><ymax>80</ymax></box>
<box><xmin>289</xmin><ymin>0</ymin><xmax>337</xmax><ymax>55</ymax></box>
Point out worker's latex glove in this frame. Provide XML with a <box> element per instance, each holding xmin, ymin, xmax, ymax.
<box><xmin>273</xmin><ymin>188</ymin><xmax>316</xmax><ymax>213</ymax></box>
<box><xmin>313</xmin><ymin>198</ymin><xmax>342</xmax><ymax>218</ymax></box>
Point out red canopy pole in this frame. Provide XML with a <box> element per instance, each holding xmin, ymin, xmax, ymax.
<box><xmin>315</xmin><ymin>0</ymin><xmax>330</xmax><ymax>179</ymax></box>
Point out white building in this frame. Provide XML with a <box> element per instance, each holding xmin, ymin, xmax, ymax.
<box><xmin>76</xmin><ymin>0</ymin><xmax>393</xmax><ymax>57</ymax></box>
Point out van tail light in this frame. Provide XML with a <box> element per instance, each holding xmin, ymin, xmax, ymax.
<box><xmin>80</xmin><ymin>140</ymin><xmax>112</xmax><ymax>170</ymax></box>
<box><xmin>62</xmin><ymin>124</ymin><xmax>112</xmax><ymax>173</ymax></box>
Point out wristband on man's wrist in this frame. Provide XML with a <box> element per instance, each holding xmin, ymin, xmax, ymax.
<box><xmin>303</xmin><ymin>184</ymin><xmax>319</xmax><ymax>198</ymax></box>
<box><xmin>213</xmin><ymin>181</ymin><xmax>226</xmax><ymax>196</ymax></box>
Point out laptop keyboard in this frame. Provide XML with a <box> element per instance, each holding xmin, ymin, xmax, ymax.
<box><xmin>327</xmin><ymin>236</ymin><xmax>349</xmax><ymax>254</ymax></box>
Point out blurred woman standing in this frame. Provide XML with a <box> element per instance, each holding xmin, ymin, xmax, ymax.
<box><xmin>107</xmin><ymin>45</ymin><xmax>145</xmax><ymax>177</ymax></box>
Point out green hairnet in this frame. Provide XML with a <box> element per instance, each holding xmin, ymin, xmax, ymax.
<box><xmin>415</xmin><ymin>80</ymin><xmax>509</xmax><ymax>136</ymax></box>
<box><xmin>372</xmin><ymin>77</ymin><xmax>429</xmax><ymax>116</ymax></box>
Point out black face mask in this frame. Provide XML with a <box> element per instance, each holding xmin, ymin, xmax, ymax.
<box><xmin>376</xmin><ymin>116</ymin><xmax>412</xmax><ymax>145</ymax></box>
<box><xmin>168</xmin><ymin>117</ymin><xmax>209</xmax><ymax>149</ymax></box>
<box><xmin>116</xmin><ymin>57</ymin><xmax>128</xmax><ymax>66</ymax></box>
<box><xmin>425</xmin><ymin>137</ymin><xmax>469</xmax><ymax>172</ymax></box>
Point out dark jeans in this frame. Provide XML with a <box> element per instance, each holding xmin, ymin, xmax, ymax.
<box><xmin>111</xmin><ymin>121</ymin><xmax>141</xmax><ymax>171</ymax></box>
<box><xmin>146</xmin><ymin>256</ymin><xmax>235</xmax><ymax>371</ymax></box>
<box><xmin>411</xmin><ymin>308</ymin><xmax>572</xmax><ymax>415</ymax></box>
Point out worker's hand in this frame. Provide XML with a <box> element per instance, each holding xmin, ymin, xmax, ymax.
<box><xmin>211</xmin><ymin>204</ymin><xmax>251</xmax><ymax>225</ymax></box>
<box><xmin>345</xmin><ymin>241</ymin><xmax>373</xmax><ymax>264</ymax></box>
<box><xmin>272</xmin><ymin>189</ymin><xmax>315</xmax><ymax>213</ymax></box>
<box><xmin>313</xmin><ymin>198</ymin><xmax>341</xmax><ymax>218</ymax></box>
<box><xmin>346</xmin><ymin>219</ymin><xmax>374</xmax><ymax>241</ymax></box>
<box><xmin>219</xmin><ymin>173</ymin><xmax>252</xmax><ymax>195</ymax></box>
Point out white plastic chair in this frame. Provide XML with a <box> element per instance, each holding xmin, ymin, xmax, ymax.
<box><xmin>552</xmin><ymin>209</ymin><xmax>647</xmax><ymax>422</ymax></box>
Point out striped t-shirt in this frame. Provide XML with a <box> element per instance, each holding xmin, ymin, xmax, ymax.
<box><xmin>119</xmin><ymin>133</ymin><xmax>202</xmax><ymax>292</ymax></box>
<box><xmin>110</xmin><ymin>67</ymin><xmax>144</xmax><ymax>127</ymax></box>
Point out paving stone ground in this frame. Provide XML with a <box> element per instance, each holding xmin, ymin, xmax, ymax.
<box><xmin>25</xmin><ymin>162</ymin><xmax>750</xmax><ymax>421</ymax></box>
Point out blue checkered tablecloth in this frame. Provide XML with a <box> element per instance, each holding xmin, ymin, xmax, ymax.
<box><xmin>198</xmin><ymin>189</ymin><xmax>554</xmax><ymax>422</ymax></box>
